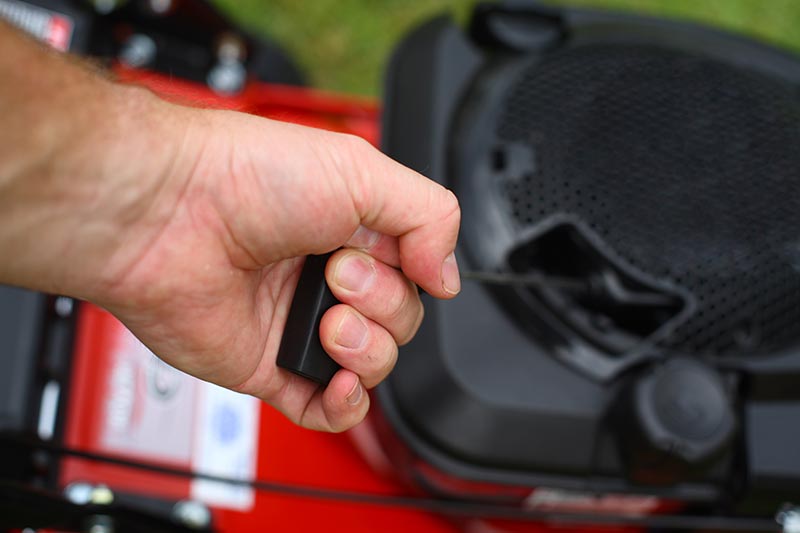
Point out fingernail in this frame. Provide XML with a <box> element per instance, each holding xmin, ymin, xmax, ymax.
<box><xmin>346</xmin><ymin>380</ymin><xmax>363</xmax><ymax>405</ymax></box>
<box><xmin>335</xmin><ymin>254</ymin><xmax>375</xmax><ymax>292</ymax></box>
<box><xmin>348</xmin><ymin>225</ymin><xmax>380</xmax><ymax>249</ymax></box>
<box><xmin>442</xmin><ymin>252</ymin><xmax>461</xmax><ymax>295</ymax></box>
<box><xmin>334</xmin><ymin>311</ymin><xmax>368</xmax><ymax>349</ymax></box>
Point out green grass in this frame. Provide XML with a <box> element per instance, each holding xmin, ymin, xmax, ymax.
<box><xmin>211</xmin><ymin>0</ymin><xmax>800</xmax><ymax>96</ymax></box>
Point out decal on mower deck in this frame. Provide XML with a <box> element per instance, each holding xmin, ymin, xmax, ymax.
<box><xmin>0</xmin><ymin>0</ymin><xmax>73</xmax><ymax>51</ymax></box>
<box><xmin>191</xmin><ymin>380</ymin><xmax>260</xmax><ymax>511</ymax></box>
<box><xmin>525</xmin><ymin>488</ymin><xmax>660</xmax><ymax>516</ymax></box>
<box><xmin>101</xmin><ymin>327</ymin><xmax>261</xmax><ymax>510</ymax></box>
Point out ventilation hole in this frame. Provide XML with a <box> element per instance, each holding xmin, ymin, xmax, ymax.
<box><xmin>492</xmin><ymin>147</ymin><xmax>507</xmax><ymax>171</ymax></box>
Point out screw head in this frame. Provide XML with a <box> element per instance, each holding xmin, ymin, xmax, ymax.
<box><xmin>173</xmin><ymin>500</ymin><xmax>211</xmax><ymax>529</ymax></box>
<box><xmin>119</xmin><ymin>34</ymin><xmax>157</xmax><ymax>68</ymax></box>
<box><xmin>207</xmin><ymin>61</ymin><xmax>246</xmax><ymax>95</ymax></box>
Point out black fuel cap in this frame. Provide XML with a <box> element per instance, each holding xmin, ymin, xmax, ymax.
<box><xmin>616</xmin><ymin>357</ymin><xmax>736</xmax><ymax>484</ymax></box>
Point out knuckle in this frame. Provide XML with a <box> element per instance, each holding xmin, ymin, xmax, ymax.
<box><xmin>381</xmin><ymin>341</ymin><xmax>399</xmax><ymax>377</ymax></box>
<box><xmin>333</xmin><ymin>134</ymin><xmax>374</xmax><ymax>215</ymax></box>
<box><xmin>397</xmin><ymin>302</ymin><xmax>424</xmax><ymax>346</ymax></box>
<box><xmin>336</xmin><ymin>133</ymin><xmax>371</xmax><ymax>162</ymax></box>
<box><xmin>328</xmin><ymin>419</ymin><xmax>350</xmax><ymax>434</ymax></box>
<box><xmin>383</xmin><ymin>277</ymin><xmax>412</xmax><ymax>324</ymax></box>
<box><xmin>442</xmin><ymin>188</ymin><xmax>461</xmax><ymax>221</ymax></box>
<box><xmin>334</xmin><ymin>404</ymin><xmax>369</xmax><ymax>433</ymax></box>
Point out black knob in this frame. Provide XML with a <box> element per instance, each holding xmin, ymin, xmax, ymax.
<box><xmin>615</xmin><ymin>357</ymin><xmax>736</xmax><ymax>485</ymax></box>
<box><xmin>276</xmin><ymin>253</ymin><xmax>342</xmax><ymax>385</ymax></box>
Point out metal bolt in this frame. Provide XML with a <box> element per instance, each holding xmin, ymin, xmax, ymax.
<box><xmin>777</xmin><ymin>505</ymin><xmax>800</xmax><ymax>533</ymax></box>
<box><xmin>216</xmin><ymin>33</ymin><xmax>246</xmax><ymax>63</ymax></box>
<box><xmin>119</xmin><ymin>34</ymin><xmax>157</xmax><ymax>68</ymax></box>
<box><xmin>90</xmin><ymin>486</ymin><xmax>115</xmax><ymax>506</ymax></box>
<box><xmin>54</xmin><ymin>296</ymin><xmax>73</xmax><ymax>318</ymax></box>
<box><xmin>64</xmin><ymin>482</ymin><xmax>93</xmax><ymax>505</ymax></box>
<box><xmin>149</xmin><ymin>0</ymin><xmax>172</xmax><ymax>15</ymax></box>
<box><xmin>65</xmin><ymin>483</ymin><xmax>114</xmax><ymax>506</ymax></box>
<box><xmin>84</xmin><ymin>515</ymin><xmax>114</xmax><ymax>533</ymax></box>
<box><xmin>207</xmin><ymin>60</ymin><xmax>246</xmax><ymax>95</ymax></box>
<box><xmin>93</xmin><ymin>0</ymin><xmax>116</xmax><ymax>14</ymax></box>
<box><xmin>173</xmin><ymin>500</ymin><xmax>212</xmax><ymax>529</ymax></box>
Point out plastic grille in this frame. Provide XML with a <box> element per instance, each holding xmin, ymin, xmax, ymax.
<box><xmin>497</xmin><ymin>44</ymin><xmax>800</xmax><ymax>355</ymax></box>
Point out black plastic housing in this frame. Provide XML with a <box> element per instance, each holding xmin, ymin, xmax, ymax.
<box><xmin>377</xmin><ymin>1</ymin><xmax>800</xmax><ymax>513</ymax></box>
<box><xmin>0</xmin><ymin>287</ymin><xmax>76</xmax><ymax>486</ymax></box>
<box><xmin>0</xmin><ymin>287</ymin><xmax>46</xmax><ymax>434</ymax></box>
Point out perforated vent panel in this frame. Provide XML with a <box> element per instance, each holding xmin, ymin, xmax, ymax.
<box><xmin>497</xmin><ymin>44</ymin><xmax>800</xmax><ymax>355</ymax></box>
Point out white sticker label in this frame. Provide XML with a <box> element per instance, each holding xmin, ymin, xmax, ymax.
<box><xmin>191</xmin><ymin>381</ymin><xmax>260</xmax><ymax>510</ymax></box>
<box><xmin>100</xmin><ymin>327</ymin><xmax>260</xmax><ymax>511</ymax></box>
<box><xmin>102</xmin><ymin>334</ymin><xmax>197</xmax><ymax>464</ymax></box>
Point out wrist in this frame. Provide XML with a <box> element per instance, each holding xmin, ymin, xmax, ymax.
<box><xmin>0</xmin><ymin>78</ymin><xmax>192</xmax><ymax>300</ymax></box>
<box><xmin>72</xmin><ymin>84</ymin><xmax>196</xmax><ymax>303</ymax></box>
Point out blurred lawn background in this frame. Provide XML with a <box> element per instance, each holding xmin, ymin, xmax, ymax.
<box><xmin>211</xmin><ymin>0</ymin><xmax>800</xmax><ymax>97</ymax></box>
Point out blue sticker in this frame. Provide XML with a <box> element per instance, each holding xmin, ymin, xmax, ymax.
<box><xmin>213</xmin><ymin>403</ymin><xmax>240</xmax><ymax>444</ymax></box>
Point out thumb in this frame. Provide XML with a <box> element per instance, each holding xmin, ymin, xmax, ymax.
<box><xmin>328</xmin><ymin>134</ymin><xmax>462</xmax><ymax>299</ymax></box>
<box><xmin>211</xmin><ymin>116</ymin><xmax>461</xmax><ymax>298</ymax></box>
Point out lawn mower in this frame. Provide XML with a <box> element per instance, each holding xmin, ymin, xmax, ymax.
<box><xmin>1</xmin><ymin>1</ymin><xmax>800</xmax><ymax>532</ymax></box>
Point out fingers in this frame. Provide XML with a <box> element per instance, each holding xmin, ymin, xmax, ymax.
<box><xmin>332</xmin><ymin>135</ymin><xmax>462</xmax><ymax>299</ymax></box>
<box><xmin>279</xmin><ymin>369</ymin><xmax>370</xmax><ymax>433</ymax></box>
<box><xmin>210</xmin><ymin>117</ymin><xmax>461</xmax><ymax>298</ymax></box>
<box><xmin>279</xmin><ymin>245</ymin><xmax>423</xmax><ymax>431</ymax></box>
<box><xmin>313</xmin><ymin>249</ymin><xmax>421</xmax><ymax>389</ymax></box>
<box><xmin>345</xmin><ymin>225</ymin><xmax>399</xmax><ymax>267</ymax></box>
<box><xmin>319</xmin><ymin>305</ymin><xmax>399</xmax><ymax>388</ymax></box>
<box><xmin>318</xmin><ymin>369</ymin><xmax>369</xmax><ymax>431</ymax></box>
<box><xmin>325</xmin><ymin>249</ymin><xmax>423</xmax><ymax>345</ymax></box>
<box><xmin>261</xmin><ymin>247</ymin><xmax>419</xmax><ymax>432</ymax></box>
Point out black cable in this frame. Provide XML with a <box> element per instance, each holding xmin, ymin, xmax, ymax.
<box><xmin>0</xmin><ymin>434</ymin><xmax>779</xmax><ymax>532</ymax></box>
<box><xmin>461</xmin><ymin>270</ymin><xmax>588</xmax><ymax>292</ymax></box>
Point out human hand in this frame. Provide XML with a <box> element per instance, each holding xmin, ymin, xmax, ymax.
<box><xmin>0</xmin><ymin>22</ymin><xmax>460</xmax><ymax>431</ymax></box>
<box><xmin>87</xmin><ymin>105</ymin><xmax>461</xmax><ymax>432</ymax></box>
<box><xmin>0</xmin><ymin>20</ymin><xmax>457</xmax><ymax>433</ymax></box>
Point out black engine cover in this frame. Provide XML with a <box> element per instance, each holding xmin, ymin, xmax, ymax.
<box><xmin>378</xmin><ymin>2</ymin><xmax>800</xmax><ymax>511</ymax></box>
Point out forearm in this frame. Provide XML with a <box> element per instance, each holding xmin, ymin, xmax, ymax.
<box><xmin>0</xmin><ymin>21</ymin><xmax>186</xmax><ymax>299</ymax></box>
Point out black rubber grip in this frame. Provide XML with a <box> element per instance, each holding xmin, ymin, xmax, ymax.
<box><xmin>276</xmin><ymin>253</ymin><xmax>342</xmax><ymax>385</ymax></box>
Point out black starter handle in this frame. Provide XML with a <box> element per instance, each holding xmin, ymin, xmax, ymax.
<box><xmin>276</xmin><ymin>253</ymin><xmax>342</xmax><ymax>385</ymax></box>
